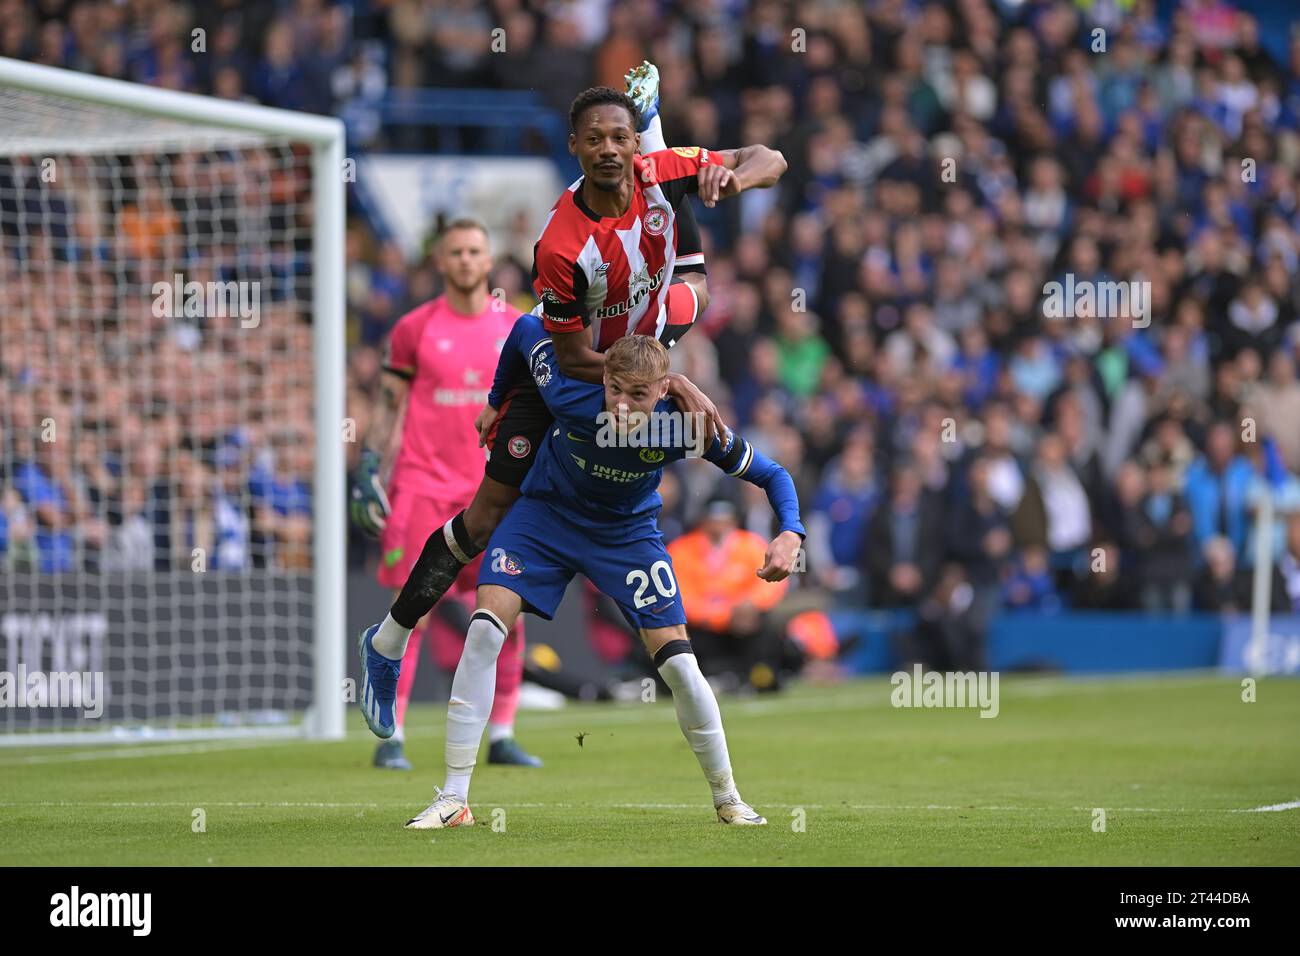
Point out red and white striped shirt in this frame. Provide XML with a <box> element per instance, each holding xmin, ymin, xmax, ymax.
<box><xmin>531</xmin><ymin>146</ymin><xmax>712</xmax><ymax>351</ymax></box>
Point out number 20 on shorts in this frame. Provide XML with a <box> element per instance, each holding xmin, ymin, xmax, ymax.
<box><xmin>626</xmin><ymin>560</ymin><xmax>678</xmax><ymax>608</ymax></box>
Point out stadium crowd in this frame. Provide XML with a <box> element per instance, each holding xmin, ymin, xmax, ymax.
<box><xmin>346</xmin><ymin>0</ymin><xmax>1300</xmax><ymax>641</ymax></box>
<box><xmin>4</xmin><ymin>1</ymin><xmax>1300</xmax><ymax>671</ymax></box>
<box><xmin>0</xmin><ymin>134</ymin><xmax>318</xmax><ymax>572</ymax></box>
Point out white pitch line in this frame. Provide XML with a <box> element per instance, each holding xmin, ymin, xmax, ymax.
<box><xmin>0</xmin><ymin>738</ymin><xmax>286</xmax><ymax>770</ymax></box>
<box><xmin>1236</xmin><ymin>800</ymin><xmax>1300</xmax><ymax>813</ymax></box>
<box><xmin>0</xmin><ymin>801</ymin><xmax>386</xmax><ymax>809</ymax></box>
<box><xmin>0</xmin><ymin>739</ymin><xmax>280</xmax><ymax>766</ymax></box>
<box><xmin>0</xmin><ymin>800</ymin><xmax>1293</xmax><ymax>814</ymax></box>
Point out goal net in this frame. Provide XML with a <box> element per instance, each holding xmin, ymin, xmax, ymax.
<box><xmin>0</xmin><ymin>58</ymin><xmax>345</xmax><ymax>744</ymax></box>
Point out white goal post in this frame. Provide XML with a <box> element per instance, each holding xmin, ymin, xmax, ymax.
<box><xmin>0</xmin><ymin>58</ymin><xmax>345</xmax><ymax>744</ymax></box>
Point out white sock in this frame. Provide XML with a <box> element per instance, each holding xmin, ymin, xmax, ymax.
<box><xmin>640</xmin><ymin>113</ymin><xmax>666</xmax><ymax>154</ymax></box>
<box><xmin>371</xmin><ymin>612</ymin><xmax>411</xmax><ymax>661</ymax></box>
<box><xmin>488</xmin><ymin>722</ymin><xmax>514</xmax><ymax>744</ymax></box>
<box><xmin>657</xmin><ymin>651</ymin><xmax>741</xmax><ymax>807</ymax></box>
<box><xmin>443</xmin><ymin>610</ymin><xmax>508</xmax><ymax>801</ymax></box>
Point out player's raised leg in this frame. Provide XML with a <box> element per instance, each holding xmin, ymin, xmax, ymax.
<box><xmin>625</xmin><ymin>60</ymin><xmax>664</xmax><ymax>153</ymax></box>
<box><xmin>376</xmin><ymin>382</ymin><xmax>543</xmax><ymax>661</ymax></box>
<box><xmin>385</xmin><ymin>491</ymin><xmax>501</xmax><ymax>628</ymax></box>
<box><xmin>374</xmin><ymin>604</ymin><xmax>422</xmax><ymax>768</ymax></box>
<box><xmin>360</xmin><ymin>477</ymin><xmax>517</xmax><ymax>743</ymax></box>
<box><xmin>643</xmin><ymin>624</ymin><xmax>767</xmax><ymax>825</ymax></box>
<box><xmin>358</xmin><ymin>618</ymin><xmax>401</xmax><ymax>739</ymax></box>
<box><xmin>405</xmin><ymin>584</ymin><xmax>523</xmax><ymax>830</ymax></box>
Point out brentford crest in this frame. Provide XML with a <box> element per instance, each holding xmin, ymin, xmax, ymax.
<box><xmin>642</xmin><ymin>204</ymin><xmax>669</xmax><ymax>236</ymax></box>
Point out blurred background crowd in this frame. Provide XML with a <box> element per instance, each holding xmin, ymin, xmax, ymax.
<box><xmin>0</xmin><ymin>140</ymin><xmax>318</xmax><ymax>574</ymax></box>
<box><xmin>4</xmin><ymin>0</ymin><xmax>1300</xmax><ymax>681</ymax></box>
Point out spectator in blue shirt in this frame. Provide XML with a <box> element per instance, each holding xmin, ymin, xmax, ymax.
<box><xmin>252</xmin><ymin>430</ymin><xmax>313</xmax><ymax>570</ymax></box>
<box><xmin>251</xmin><ymin>19</ymin><xmax>307</xmax><ymax>110</ymax></box>
<box><xmin>12</xmin><ymin>448</ymin><xmax>76</xmax><ymax>573</ymax></box>
<box><xmin>953</xmin><ymin>324</ymin><xmax>1000</xmax><ymax>409</ymax></box>
<box><xmin>808</xmin><ymin>437</ymin><xmax>879</xmax><ymax>599</ymax></box>
<box><xmin>1002</xmin><ymin>545</ymin><xmax>1062</xmax><ymax>613</ymax></box>
<box><xmin>1183</xmin><ymin>421</ymin><xmax>1256</xmax><ymax>561</ymax></box>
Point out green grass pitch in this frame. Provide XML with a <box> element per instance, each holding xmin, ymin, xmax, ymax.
<box><xmin>1</xmin><ymin>674</ymin><xmax>1297</xmax><ymax>866</ymax></box>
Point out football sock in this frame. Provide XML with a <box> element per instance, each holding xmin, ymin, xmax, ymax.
<box><xmin>488</xmin><ymin>721</ymin><xmax>514</xmax><ymax>744</ymax></box>
<box><xmin>391</xmin><ymin>512</ymin><xmax>481</xmax><ymax>629</ymax></box>
<box><xmin>490</xmin><ymin>628</ymin><xmax>524</xmax><ymax>725</ymax></box>
<box><xmin>655</xmin><ymin>641</ymin><xmax>741</xmax><ymax>807</ymax></box>
<box><xmin>393</xmin><ymin>619</ymin><xmax>426</xmax><ymax>728</ymax></box>
<box><xmin>371</xmin><ymin>612</ymin><xmax>411</xmax><ymax>661</ymax></box>
<box><xmin>640</xmin><ymin>113</ymin><xmax>666</xmax><ymax>154</ymax></box>
<box><xmin>444</xmin><ymin>610</ymin><xmax>508</xmax><ymax>801</ymax></box>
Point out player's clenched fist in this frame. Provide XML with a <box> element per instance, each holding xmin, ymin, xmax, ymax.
<box><xmin>697</xmin><ymin>164</ymin><xmax>739</xmax><ymax>208</ymax></box>
<box><xmin>349</xmin><ymin>448</ymin><xmax>391</xmax><ymax>538</ymax></box>
<box><xmin>757</xmin><ymin>530</ymin><xmax>804</xmax><ymax>582</ymax></box>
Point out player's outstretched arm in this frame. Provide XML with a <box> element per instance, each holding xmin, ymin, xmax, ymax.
<box><xmin>704</xmin><ymin>429</ymin><xmax>806</xmax><ymax>581</ymax></box>
<box><xmin>698</xmin><ymin>145</ymin><xmax>787</xmax><ymax>207</ymax></box>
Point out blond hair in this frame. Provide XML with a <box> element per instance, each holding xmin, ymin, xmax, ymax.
<box><xmin>605</xmin><ymin>334</ymin><xmax>669</xmax><ymax>382</ymax></box>
<box><xmin>436</xmin><ymin>217</ymin><xmax>489</xmax><ymax>245</ymax></box>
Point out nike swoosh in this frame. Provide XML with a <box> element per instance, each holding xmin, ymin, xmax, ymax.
<box><xmin>440</xmin><ymin>808</ymin><xmax>462</xmax><ymax>825</ymax></box>
<box><xmin>566</xmin><ymin>432</ymin><xmax>591</xmax><ymax>442</ymax></box>
<box><xmin>648</xmin><ymin>601</ymin><xmax>677</xmax><ymax>614</ymax></box>
<box><xmin>383</xmin><ymin>547</ymin><xmax>404</xmax><ymax>567</ymax></box>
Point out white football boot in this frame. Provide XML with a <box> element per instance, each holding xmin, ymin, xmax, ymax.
<box><xmin>716</xmin><ymin>798</ymin><xmax>768</xmax><ymax>826</ymax></box>
<box><xmin>405</xmin><ymin>788</ymin><xmax>474</xmax><ymax>830</ymax></box>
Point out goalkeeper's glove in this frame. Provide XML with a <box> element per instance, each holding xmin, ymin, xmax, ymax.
<box><xmin>349</xmin><ymin>448</ymin><xmax>391</xmax><ymax>538</ymax></box>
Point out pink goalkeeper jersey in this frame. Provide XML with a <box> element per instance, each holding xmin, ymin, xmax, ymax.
<box><xmin>383</xmin><ymin>295</ymin><xmax>522</xmax><ymax>504</ymax></box>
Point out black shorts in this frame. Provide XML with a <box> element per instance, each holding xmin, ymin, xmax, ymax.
<box><xmin>484</xmin><ymin>379</ymin><xmax>554</xmax><ymax>487</ymax></box>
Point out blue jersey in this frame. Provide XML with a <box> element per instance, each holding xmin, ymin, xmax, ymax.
<box><xmin>488</xmin><ymin>312</ymin><xmax>804</xmax><ymax>536</ymax></box>
<box><xmin>480</xmin><ymin>313</ymin><xmax>804</xmax><ymax>630</ymax></box>
<box><xmin>486</xmin><ymin>305</ymin><xmax>542</xmax><ymax>411</ymax></box>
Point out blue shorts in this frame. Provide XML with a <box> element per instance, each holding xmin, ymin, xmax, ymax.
<box><xmin>477</xmin><ymin>495</ymin><xmax>687</xmax><ymax>632</ymax></box>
